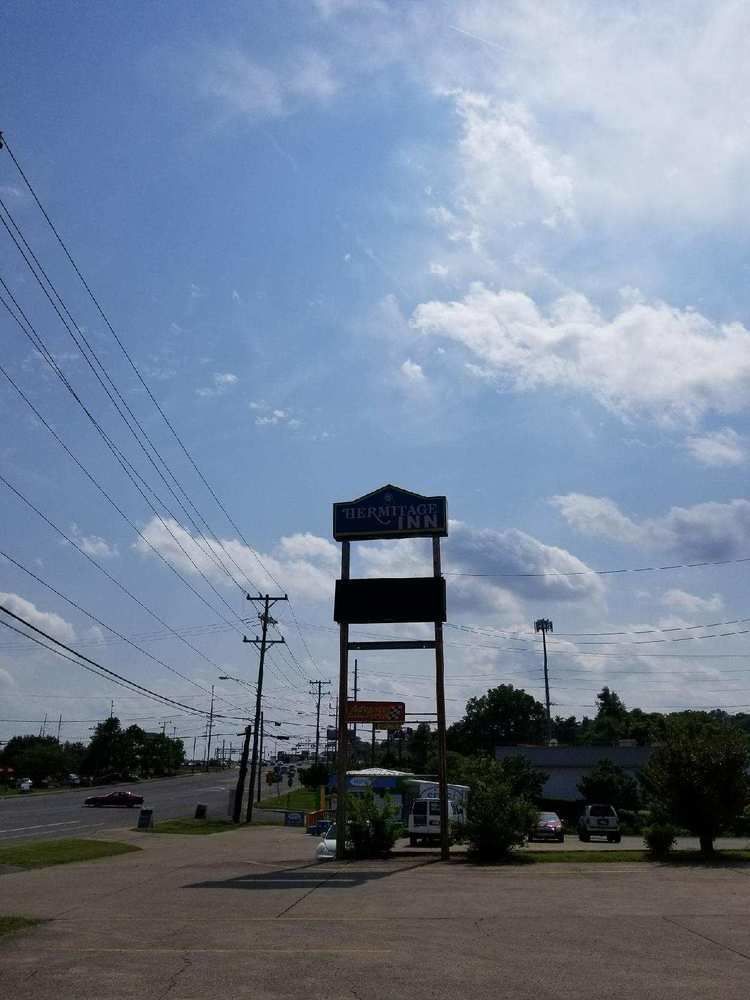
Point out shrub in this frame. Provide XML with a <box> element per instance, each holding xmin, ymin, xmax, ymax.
<box><xmin>643</xmin><ymin>823</ymin><xmax>676</xmax><ymax>859</ymax></box>
<box><xmin>346</xmin><ymin>789</ymin><xmax>400</xmax><ymax>859</ymax></box>
<box><xmin>463</xmin><ymin>758</ymin><xmax>537</xmax><ymax>862</ymax></box>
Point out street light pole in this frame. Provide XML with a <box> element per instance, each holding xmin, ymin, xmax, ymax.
<box><xmin>535</xmin><ymin>618</ymin><xmax>554</xmax><ymax>745</ymax></box>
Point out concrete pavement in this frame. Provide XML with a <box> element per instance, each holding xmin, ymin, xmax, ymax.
<box><xmin>3</xmin><ymin>825</ymin><xmax>750</xmax><ymax>998</ymax></box>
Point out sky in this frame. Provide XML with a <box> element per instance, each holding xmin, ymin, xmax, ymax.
<box><xmin>2</xmin><ymin>0</ymin><xmax>750</xmax><ymax>751</ymax></box>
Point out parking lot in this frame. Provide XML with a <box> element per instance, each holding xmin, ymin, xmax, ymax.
<box><xmin>3</xmin><ymin>825</ymin><xmax>750</xmax><ymax>999</ymax></box>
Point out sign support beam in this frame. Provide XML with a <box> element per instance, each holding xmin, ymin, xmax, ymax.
<box><xmin>335</xmin><ymin>540</ymin><xmax>350</xmax><ymax>861</ymax></box>
<box><xmin>433</xmin><ymin>536</ymin><xmax>450</xmax><ymax>862</ymax></box>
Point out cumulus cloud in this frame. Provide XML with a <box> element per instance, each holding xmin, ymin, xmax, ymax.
<box><xmin>133</xmin><ymin>516</ymin><xmax>602</xmax><ymax>621</ymax></box>
<box><xmin>196</xmin><ymin>372</ymin><xmax>239</xmax><ymax>398</ymax></box>
<box><xmin>411</xmin><ymin>284</ymin><xmax>750</xmax><ymax>424</ymax></box>
<box><xmin>400</xmin><ymin>359</ymin><xmax>426</xmax><ymax>383</ymax></box>
<box><xmin>0</xmin><ymin>592</ymin><xmax>75</xmax><ymax>643</ymax></box>
<box><xmin>251</xmin><ymin>401</ymin><xmax>301</xmax><ymax>428</ymax></box>
<box><xmin>70</xmin><ymin>524</ymin><xmax>119</xmax><ymax>559</ymax></box>
<box><xmin>685</xmin><ymin>428</ymin><xmax>746</xmax><ymax>466</ymax></box>
<box><xmin>661</xmin><ymin>589</ymin><xmax>724</xmax><ymax>616</ymax></box>
<box><xmin>552</xmin><ymin>493</ymin><xmax>750</xmax><ymax>562</ymax></box>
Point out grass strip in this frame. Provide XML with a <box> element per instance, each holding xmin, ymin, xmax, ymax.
<box><xmin>0</xmin><ymin>915</ymin><xmax>44</xmax><ymax>937</ymax></box>
<box><xmin>0</xmin><ymin>839</ymin><xmax>140</xmax><ymax>869</ymax></box>
<box><xmin>257</xmin><ymin>787</ymin><xmax>318</xmax><ymax>811</ymax></box>
<box><xmin>151</xmin><ymin>818</ymin><xmax>240</xmax><ymax>835</ymax></box>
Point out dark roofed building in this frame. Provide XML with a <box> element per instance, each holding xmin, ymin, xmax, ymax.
<box><xmin>495</xmin><ymin>744</ymin><xmax>653</xmax><ymax>801</ymax></box>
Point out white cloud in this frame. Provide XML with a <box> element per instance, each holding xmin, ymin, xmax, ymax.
<box><xmin>685</xmin><ymin>428</ymin><xmax>746</xmax><ymax>466</ymax></box>
<box><xmin>0</xmin><ymin>592</ymin><xmax>75</xmax><ymax>643</ymax></box>
<box><xmin>199</xmin><ymin>46</ymin><xmax>337</xmax><ymax>122</ymax></box>
<box><xmin>661</xmin><ymin>589</ymin><xmax>724</xmax><ymax>616</ymax></box>
<box><xmin>133</xmin><ymin>516</ymin><xmax>602</xmax><ymax>622</ymax></box>
<box><xmin>552</xmin><ymin>493</ymin><xmax>750</xmax><ymax>562</ymax></box>
<box><xmin>451</xmin><ymin>90</ymin><xmax>575</xmax><ymax>234</ymax></box>
<box><xmin>400</xmin><ymin>359</ymin><xmax>425</xmax><ymax>383</ymax></box>
<box><xmin>70</xmin><ymin>524</ymin><xmax>119</xmax><ymax>559</ymax></box>
<box><xmin>429</xmin><ymin>262</ymin><xmax>449</xmax><ymax>277</ymax></box>
<box><xmin>411</xmin><ymin>283</ymin><xmax>750</xmax><ymax>425</ymax></box>
<box><xmin>196</xmin><ymin>372</ymin><xmax>239</xmax><ymax>398</ymax></box>
<box><xmin>252</xmin><ymin>402</ymin><xmax>301</xmax><ymax>428</ymax></box>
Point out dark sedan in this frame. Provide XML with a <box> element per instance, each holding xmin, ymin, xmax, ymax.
<box><xmin>84</xmin><ymin>791</ymin><xmax>144</xmax><ymax>808</ymax></box>
<box><xmin>528</xmin><ymin>811</ymin><xmax>565</xmax><ymax>843</ymax></box>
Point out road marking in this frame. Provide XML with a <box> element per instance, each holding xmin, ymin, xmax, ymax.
<box><xmin>0</xmin><ymin>820</ymin><xmax>81</xmax><ymax>835</ymax></box>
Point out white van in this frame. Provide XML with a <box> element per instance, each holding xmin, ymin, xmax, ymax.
<box><xmin>408</xmin><ymin>797</ymin><xmax>465</xmax><ymax>847</ymax></box>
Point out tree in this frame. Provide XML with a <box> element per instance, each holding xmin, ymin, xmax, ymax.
<box><xmin>640</xmin><ymin>715</ymin><xmax>750</xmax><ymax>855</ymax></box>
<box><xmin>300</xmin><ymin>762</ymin><xmax>329</xmax><ymax>790</ymax></box>
<box><xmin>577</xmin><ymin>758</ymin><xmax>640</xmax><ymax>809</ymax></box>
<box><xmin>405</xmin><ymin>723</ymin><xmax>437</xmax><ymax>773</ymax></box>
<box><xmin>0</xmin><ymin>735</ymin><xmax>68</xmax><ymax>783</ymax></box>
<box><xmin>448</xmin><ymin>685</ymin><xmax>546</xmax><ymax>755</ymax></box>
<box><xmin>461</xmin><ymin>757</ymin><xmax>537</xmax><ymax>861</ymax></box>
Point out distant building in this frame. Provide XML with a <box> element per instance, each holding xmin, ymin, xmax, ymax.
<box><xmin>495</xmin><ymin>745</ymin><xmax>653</xmax><ymax>801</ymax></box>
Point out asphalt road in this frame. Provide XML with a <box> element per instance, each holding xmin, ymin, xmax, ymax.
<box><xmin>4</xmin><ymin>826</ymin><xmax>750</xmax><ymax>999</ymax></box>
<box><xmin>0</xmin><ymin>769</ymin><xmax>292</xmax><ymax>843</ymax></box>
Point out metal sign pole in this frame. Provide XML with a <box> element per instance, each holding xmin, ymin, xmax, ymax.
<box><xmin>433</xmin><ymin>536</ymin><xmax>450</xmax><ymax>861</ymax></box>
<box><xmin>335</xmin><ymin>540</ymin><xmax>350</xmax><ymax>861</ymax></box>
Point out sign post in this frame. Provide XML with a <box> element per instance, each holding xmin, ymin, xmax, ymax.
<box><xmin>333</xmin><ymin>484</ymin><xmax>450</xmax><ymax>861</ymax></box>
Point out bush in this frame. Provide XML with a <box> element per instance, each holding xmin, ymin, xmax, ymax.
<box><xmin>463</xmin><ymin>758</ymin><xmax>537</xmax><ymax>862</ymax></box>
<box><xmin>346</xmin><ymin>789</ymin><xmax>400</xmax><ymax>859</ymax></box>
<box><xmin>643</xmin><ymin>823</ymin><xmax>676</xmax><ymax>859</ymax></box>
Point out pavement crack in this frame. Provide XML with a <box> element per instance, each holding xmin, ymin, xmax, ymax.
<box><xmin>662</xmin><ymin>916</ymin><xmax>750</xmax><ymax>963</ymax></box>
<box><xmin>275</xmin><ymin>870</ymin><xmax>343</xmax><ymax>919</ymax></box>
<box><xmin>156</xmin><ymin>951</ymin><xmax>192</xmax><ymax>1000</ymax></box>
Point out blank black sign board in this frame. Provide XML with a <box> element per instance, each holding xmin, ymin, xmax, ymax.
<box><xmin>334</xmin><ymin>577</ymin><xmax>446</xmax><ymax>624</ymax></box>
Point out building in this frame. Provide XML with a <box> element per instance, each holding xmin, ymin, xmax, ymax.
<box><xmin>495</xmin><ymin>745</ymin><xmax>653</xmax><ymax>802</ymax></box>
<box><xmin>327</xmin><ymin>767</ymin><xmax>469</xmax><ymax>822</ymax></box>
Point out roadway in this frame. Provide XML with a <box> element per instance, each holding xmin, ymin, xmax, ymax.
<box><xmin>0</xmin><ymin>768</ymin><xmax>293</xmax><ymax>843</ymax></box>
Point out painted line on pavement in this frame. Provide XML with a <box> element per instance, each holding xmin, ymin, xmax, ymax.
<box><xmin>0</xmin><ymin>819</ymin><xmax>81</xmax><ymax>835</ymax></box>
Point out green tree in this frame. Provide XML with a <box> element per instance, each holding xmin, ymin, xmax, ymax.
<box><xmin>448</xmin><ymin>685</ymin><xmax>546</xmax><ymax>755</ymax></box>
<box><xmin>0</xmin><ymin>735</ymin><xmax>68</xmax><ymax>783</ymax></box>
<box><xmin>461</xmin><ymin>757</ymin><xmax>537</xmax><ymax>861</ymax></box>
<box><xmin>577</xmin><ymin>758</ymin><xmax>640</xmax><ymax>809</ymax></box>
<box><xmin>405</xmin><ymin>723</ymin><xmax>437</xmax><ymax>772</ymax></box>
<box><xmin>640</xmin><ymin>715</ymin><xmax>750</xmax><ymax>855</ymax></box>
<box><xmin>300</xmin><ymin>762</ymin><xmax>329</xmax><ymax>790</ymax></box>
<box><xmin>346</xmin><ymin>788</ymin><xmax>401</xmax><ymax>858</ymax></box>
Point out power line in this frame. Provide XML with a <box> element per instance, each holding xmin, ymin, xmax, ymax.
<box><xmin>443</xmin><ymin>555</ymin><xmax>750</xmax><ymax>578</ymax></box>
<box><xmin>0</xmin><ymin>607</ymin><xmax>220</xmax><ymax>717</ymax></box>
<box><xmin>1</xmin><ymin>135</ymin><xmax>322</xmax><ymax>679</ymax></box>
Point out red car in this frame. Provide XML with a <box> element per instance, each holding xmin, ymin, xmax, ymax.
<box><xmin>84</xmin><ymin>791</ymin><xmax>144</xmax><ymax>808</ymax></box>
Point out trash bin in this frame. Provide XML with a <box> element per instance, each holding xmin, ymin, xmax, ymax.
<box><xmin>195</xmin><ymin>803</ymin><xmax>207</xmax><ymax>820</ymax></box>
<box><xmin>137</xmin><ymin>808</ymin><xmax>153</xmax><ymax>830</ymax></box>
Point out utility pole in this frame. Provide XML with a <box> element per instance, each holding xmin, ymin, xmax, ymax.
<box><xmin>535</xmin><ymin>618</ymin><xmax>554</xmax><ymax>745</ymax></box>
<box><xmin>39</xmin><ymin>713</ymin><xmax>47</xmax><ymax>738</ymax></box>
<box><xmin>310</xmin><ymin>679</ymin><xmax>331</xmax><ymax>762</ymax></box>
<box><xmin>352</xmin><ymin>658</ymin><xmax>358</xmax><ymax>743</ymax></box>
<box><xmin>371</xmin><ymin>723</ymin><xmax>376</xmax><ymax>766</ymax></box>
<box><xmin>205</xmin><ymin>685</ymin><xmax>215</xmax><ymax>767</ymax></box>
<box><xmin>256</xmin><ymin>712</ymin><xmax>264</xmax><ymax>803</ymax></box>
<box><xmin>232</xmin><ymin>724</ymin><xmax>252</xmax><ymax>823</ymax></box>
<box><xmin>245</xmin><ymin>593</ymin><xmax>287</xmax><ymax>823</ymax></box>
<box><xmin>56</xmin><ymin>714</ymin><xmax>62</xmax><ymax>742</ymax></box>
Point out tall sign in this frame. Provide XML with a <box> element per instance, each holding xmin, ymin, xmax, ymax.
<box><xmin>333</xmin><ymin>484</ymin><xmax>450</xmax><ymax>861</ymax></box>
<box><xmin>333</xmin><ymin>484</ymin><xmax>447</xmax><ymax>541</ymax></box>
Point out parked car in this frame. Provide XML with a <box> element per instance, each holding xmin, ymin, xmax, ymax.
<box><xmin>528</xmin><ymin>810</ymin><xmax>565</xmax><ymax>843</ymax></box>
<box><xmin>63</xmin><ymin>773</ymin><xmax>81</xmax><ymax>786</ymax></box>
<box><xmin>577</xmin><ymin>803</ymin><xmax>621</xmax><ymax>843</ymax></box>
<box><xmin>84</xmin><ymin>791</ymin><xmax>144</xmax><ymax>808</ymax></box>
<box><xmin>315</xmin><ymin>823</ymin><xmax>353</xmax><ymax>860</ymax></box>
<box><xmin>17</xmin><ymin>778</ymin><xmax>33</xmax><ymax>793</ymax></box>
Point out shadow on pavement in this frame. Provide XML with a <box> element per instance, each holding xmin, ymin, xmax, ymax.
<box><xmin>187</xmin><ymin>858</ymin><xmax>441</xmax><ymax>891</ymax></box>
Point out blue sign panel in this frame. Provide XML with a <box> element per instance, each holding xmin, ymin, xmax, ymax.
<box><xmin>333</xmin><ymin>484</ymin><xmax>448</xmax><ymax>541</ymax></box>
<box><xmin>284</xmin><ymin>811</ymin><xmax>305</xmax><ymax>827</ymax></box>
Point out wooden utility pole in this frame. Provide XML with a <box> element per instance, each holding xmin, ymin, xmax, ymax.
<box><xmin>335</xmin><ymin>541</ymin><xmax>350</xmax><ymax>861</ymax></box>
<box><xmin>310</xmin><ymin>679</ymin><xmax>331</xmax><ymax>762</ymax></box>
<box><xmin>245</xmin><ymin>593</ymin><xmax>287</xmax><ymax>823</ymax></box>
<box><xmin>433</xmin><ymin>536</ymin><xmax>450</xmax><ymax>861</ymax></box>
<box><xmin>232</xmin><ymin>725</ymin><xmax>252</xmax><ymax>823</ymax></box>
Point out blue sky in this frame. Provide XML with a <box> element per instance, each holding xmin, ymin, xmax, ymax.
<box><xmin>3</xmin><ymin>1</ymin><xmax>750</xmax><ymax>748</ymax></box>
